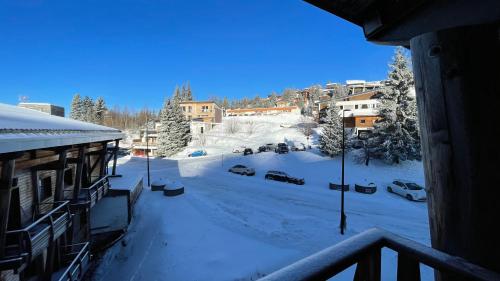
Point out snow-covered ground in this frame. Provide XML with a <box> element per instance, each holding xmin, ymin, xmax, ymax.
<box><xmin>93</xmin><ymin>114</ymin><xmax>431</xmax><ymax>281</ymax></box>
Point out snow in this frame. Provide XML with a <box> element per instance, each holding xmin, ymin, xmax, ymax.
<box><xmin>93</xmin><ymin>114</ymin><xmax>431</xmax><ymax>281</ymax></box>
<box><xmin>0</xmin><ymin>103</ymin><xmax>123</xmax><ymax>153</ymax></box>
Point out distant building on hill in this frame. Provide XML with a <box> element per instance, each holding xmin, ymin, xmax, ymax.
<box><xmin>179</xmin><ymin>100</ymin><xmax>222</xmax><ymax>136</ymax></box>
<box><xmin>226</xmin><ymin>106</ymin><xmax>300</xmax><ymax>117</ymax></box>
<box><xmin>18</xmin><ymin>102</ymin><xmax>65</xmax><ymax>117</ymax></box>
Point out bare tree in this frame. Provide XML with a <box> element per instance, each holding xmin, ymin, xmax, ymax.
<box><xmin>224</xmin><ymin>118</ymin><xmax>241</xmax><ymax>134</ymax></box>
<box><xmin>197</xmin><ymin>133</ymin><xmax>207</xmax><ymax>146</ymax></box>
<box><xmin>246</xmin><ymin>120</ymin><xmax>258</xmax><ymax>135</ymax></box>
<box><xmin>298</xmin><ymin>116</ymin><xmax>316</xmax><ymax>138</ymax></box>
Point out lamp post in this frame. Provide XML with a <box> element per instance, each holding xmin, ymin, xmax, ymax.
<box><xmin>145</xmin><ymin>117</ymin><xmax>151</xmax><ymax>187</ymax></box>
<box><xmin>340</xmin><ymin>109</ymin><xmax>350</xmax><ymax>235</ymax></box>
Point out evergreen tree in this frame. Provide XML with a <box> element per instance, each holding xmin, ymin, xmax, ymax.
<box><xmin>185</xmin><ymin>81</ymin><xmax>193</xmax><ymax>101</ymax></box>
<box><xmin>93</xmin><ymin>97</ymin><xmax>106</xmax><ymax>125</ymax></box>
<box><xmin>157</xmin><ymin>98</ymin><xmax>191</xmax><ymax>157</ymax></box>
<box><xmin>319</xmin><ymin>103</ymin><xmax>344</xmax><ymax>157</ymax></box>
<box><xmin>373</xmin><ymin>47</ymin><xmax>421</xmax><ymax>164</ymax></box>
<box><xmin>81</xmin><ymin>96</ymin><xmax>95</xmax><ymax>123</ymax></box>
<box><xmin>173</xmin><ymin>86</ymin><xmax>182</xmax><ymax>104</ymax></box>
<box><xmin>70</xmin><ymin>94</ymin><xmax>83</xmax><ymax>121</ymax></box>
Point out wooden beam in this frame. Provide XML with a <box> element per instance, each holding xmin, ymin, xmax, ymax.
<box><xmin>54</xmin><ymin>150</ymin><xmax>68</xmax><ymax>201</ymax></box>
<box><xmin>410</xmin><ymin>23</ymin><xmax>500</xmax><ymax>280</ymax></box>
<box><xmin>112</xmin><ymin>140</ymin><xmax>119</xmax><ymax>176</ymax></box>
<box><xmin>0</xmin><ymin>159</ymin><xmax>15</xmax><ymax>257</ymax></box>
<box><xmin>72</xmin><ymin>146</ymin><xmax>86</xmax><ymax>201</ymax></box>
<box><xmin>99</xmin><ymin>142</ymin><xmax>108</xmax><ymax>177</ymax></box>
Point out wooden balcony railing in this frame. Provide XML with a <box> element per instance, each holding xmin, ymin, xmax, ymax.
<box><xmin>80</xmin><ymin>176</ymin><xmax>110</xmax><ymax>208</ymax></box>
<box><xmin>259</xmin><ymin>228</ymin><xmax>500</xmax><ymax>281</ymax></box>
<box><xmin>0</xmin><ymin>201</ymin><xmax>72</xmax><ymax>270</ymax></box>
<box><xmin>52</xmin><ymin>242</ymin><xmax>90</xmax><ymax>281</ymax></box>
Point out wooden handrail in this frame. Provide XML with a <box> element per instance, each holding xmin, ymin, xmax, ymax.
<box><xmin>6</xmin><ymin>201</ymin><xmax>70</xmax><ymax>233</ymax></box>
<box><xmin>259</xmin><ymin>228</ymin><xmax>500</xmax><ymax>281</ymax></box>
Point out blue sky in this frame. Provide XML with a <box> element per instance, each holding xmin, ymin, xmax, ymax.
<box><xmin>0</xmin><ymin>0</ymin><xmax>394</xmax><ymax>113</ymax></box>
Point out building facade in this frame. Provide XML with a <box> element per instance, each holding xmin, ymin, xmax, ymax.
<box><xmin>335</xmin><ymin>91</ymin><xmax>382</xmax><ymax>136</ymax></box>
<box><xmin>226</xmin><ymin>106</ymin><xmax>300</xmax><ymax>117</ymax></box>
<box><xmin>179</xmin><ymin>101</ymin><xmax>222</xmax><ymax>123</ymax></box>
<box><xmin>18</xmin><ymin>103</ymin><xmax>65</xmax><ymax>117</ymax></box>
<box><xmin>0</xmin><ymin>103</ymin><xmax>126</xmax><ymax>281</ymax></box>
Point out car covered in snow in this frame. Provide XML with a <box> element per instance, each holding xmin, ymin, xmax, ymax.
<box><xmin>291</xmin><ymin>142</ymin><xmax>306</xmax><ymax>151</ymax></box>
<box><xmin>228</xmin><ymin>165</ymin><xmax>255</xmax><ymax>176</ymax></box>
<box><xmin>265</xmin><ymin>170</ymin><xmax>304</xmax><ymax>185</ymax></box>
<box><xmin>243</xmin><ymin>148</ymin><xmax>253</xmax><ymax>156</ymax></box>
<box><xmin>232</xmin><ymin>146</ymin><xmax>246</xmax><ymax>153</ymax></box>
<box><xmin>280</xmin><ymin>123</ymin><xmax>292</xmax><ymax>128</ymax></box>
<box><xmin>188</xmin><ymin>150</ymin><xmax>207</xmax><ymax>157</ymax></box>
<box><xmin>275</xmin><ymin>143</ymin><xmax>289</xmax><ymax>154</ymax></box>
<box><xmin>387</xmin><ymin>180</ymin><xmax>426</xmax><ymax>201</ymax></box>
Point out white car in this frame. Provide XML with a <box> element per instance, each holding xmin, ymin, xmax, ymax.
<box><xmin>232</xmin><ymin>146</ymin><xmax>246</xmax><ymax>153</ymax></box>
<box><xmin>387</xmin><ymin>180</ymin><xmax>426</xmax><ymax>201</ymax></box>
<box><xmin>228</xmin><ymin>165</ymin><xmax>255</xmax><ymax>176</ymax></box>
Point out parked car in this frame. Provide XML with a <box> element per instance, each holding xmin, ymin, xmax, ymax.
<box><xmin>265</xmin><ymin>170</ymin><xmax>304</xmax><ymax>185</ymax></box>
<box><xmin>232</xmin><ymin>146</ymin><xmax>246</xmax><ymax>153</ymax></box>
<box><xmin>387</xmin><ymin>180</ymin><xmax>426</xmax><ymax>201</ymax></box>
<box><xmin>280</xmin><ymin>123</ymin><xmax>292</xmax><ymax>128</ymax></box>
<box><xmin>258</xmin><ymin>146</ymin><xmax>267</xmax><ymax>153</ymax></box>
<box><xmin>188</xmin><ymin>150</ymin><xmax>207</xmax><ymax>157</ymax></box>
<box><xmin>275</xmin><ymin>143</ymin><xmax>289</xmax><ymax>154</ymax></box>
<box><xmin>228</xmin><ymin>165</ymin><xmax>255</xmax><ymax>176</ymax></box>
<box><xmin>243</xmin><ymin>148</ymin><xmax>253</xmax><ymax>156</ymax></box>
<box><xmin>291</xmin><ymin>143</ymin><xmax>306</xmax><ymax>151</ymax></box>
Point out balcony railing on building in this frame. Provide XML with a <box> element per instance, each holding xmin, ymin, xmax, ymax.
<box><xmin>52</xmin><ymin>242</ymin><xmax>90</xmax><ymax>281</ymax></box>
<box><xmin>0</xmin><ymin>201</ymin><xmax>72</xmax><ymax>271</ymax></box>
<box><xmin>79</xmin><ymin>176</ymin><xmax>110</xmax><ymax>208</ymax></box>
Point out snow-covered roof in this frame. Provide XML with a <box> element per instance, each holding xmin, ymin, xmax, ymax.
<box><xmin>0</xmin><ymin>103</ymin><xmax>124</xmax><ymax>153</ymax></box>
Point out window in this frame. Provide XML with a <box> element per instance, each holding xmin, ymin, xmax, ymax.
<box><xmin>182</xmin><ymin>106</ymin><xmax>186</xmax><ymax>112</ymax></box>
<box><xmin>360</xmin><ymin>119</ymin><xmax>366</xmax><ymax>124</ymax></box>
<box><xmin>355</xmin><ymin>105</ymin><xmax>358</xmax><ymax>109</ymax></box>
<box><xmin>201</xmin><ymin>106</ymin><xmax>209</xmax><ymax>112</ymax></box>
<box><xmin>39</xmin><ymin>176</ymin><xmax>52</xmax><ymax>201</ymax></box>
<box><xmin>361</xmin><ymin>104</ymin><xmax>368</xmax><ymax>109</ymax></box>
<box><xmin>200</xmin><ymin>127</ymin><xmax>204</xmax><ymax>134</ymax></box>
<box><xmin>64</xmin><ymin>168</ymin><xmax>74</xmax><ymax>185</ymax></box>
<box><xmin>339</xmin><ymin>106</ymin><xmax>343</xmax><ymax>109</ymax></box>
<box><xmin>188</xmin><ymin>106</ymin><xmax>192</xmax><ymax>113</ymax></box>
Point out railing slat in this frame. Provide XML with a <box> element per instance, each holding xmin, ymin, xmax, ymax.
<box><xmin>353</xmin><ymin>247</ymin><xmax>381</xmax><ymax>281</ymax></box>
<box><xmin>397</xmin><ymin>253</ymin><xmax>420</xmax><ymax>281</ymax></box>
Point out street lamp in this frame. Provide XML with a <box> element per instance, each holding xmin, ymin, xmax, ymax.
<box><xmin>340</xmin><ymin>109</ymin><xmax>351</xmax><ymax>235</ymax></box>
<box><xmin>145</xmin><ymin>117</ymin><xmax>151</xmax><ymax>187</ymax></box>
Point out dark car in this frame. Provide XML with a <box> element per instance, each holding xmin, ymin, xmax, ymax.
<box><xmin>265</xmin><ymin>170</ymin><xmax>304</xmax><ymax>185</ymax></box>
<box><xmin>258</xmin><ymin>146</ymin><xmax>267</xmax><ymax>153</ymax></box>
<box><xmin>275</xmin><ymin>143</ymin><xmax>289</xmax><ymax>154</ymax></box>
<box><xmin>243</xmin><ymin>148</ymin><xmax>253</xmax><ymax>156</ymax></box>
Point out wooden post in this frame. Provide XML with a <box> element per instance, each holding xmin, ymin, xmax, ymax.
<box><xmin>112</xmin><ymin>139</ymin><xmax>119</xmax><ymax>175</ymax></box>
<box><xmin>54</xmin><ymin>150</ymin><xmax>67</xmax><ymax>201</ymax></box>
<box><xmin>73</xmin><ymin>146</ymin><xmax>85</xmax><ymax>201</ymax></box>
<box><xmin>99</xmin><ymin>142</ymin><xmax>108</xmax><ymax>177</ymax></box>
<box><xmin>410</xmin><ymin>23</ymin><xmax>500</xmax><ymax>279</ymax></box>
<box><xmin>0</xmin><ymin>159</ymin><xmax>15</xmax><ymax>257</ymax></box>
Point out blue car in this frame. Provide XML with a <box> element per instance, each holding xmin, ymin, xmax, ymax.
<box><xmin>188</xmin><ymin>150</ymin><xmax>207</xmax><ymax>157</ymax></box>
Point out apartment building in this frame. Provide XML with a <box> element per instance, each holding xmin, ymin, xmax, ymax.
<box><xmin>335</xmin><ymin>91</ymin><xmax>383</xmax><ymax>136</ymax></box>
<box><xmin>179</xmin><ymin>101</ymin><xmax>222</xmax><ymax>135</ymax></box>
<box><xmin>226</xmin><ymin>106</ymin><xmax>300</xmax><ymax>117</ymax></box>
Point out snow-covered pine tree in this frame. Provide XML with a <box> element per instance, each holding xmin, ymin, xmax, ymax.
<box><xmin>185</xmin><ymin>81</ymin><xmax>193</xmax><ymax>101</ymax></box>
<box><xmin>81</xmin><ymin>96</ymin><xmax>95</xmax><ymax>123</ymax></box>
<box><xmin>173</xmin><ymin>86</ymin><xmax>182</xmax><ymax>104</ymax></box>
<box><xmin>70</xmin><ymin>94</ymin><xmax>83</xmax><ymax>121</ymax></box>
<box><xmin>319</xmin><ymin>102</ymin><xmax>344</xmax><ymax>157</ymax></box>
<box><xmin>373</xmin><ymin>47</ymin><xmax>421</xmax><ymax>164</ymax></box>
<box><xmin>156</xmin><ymin>98</ymin><xmax>191</xmax><ymax>157</ymax></box>
<box><xmin>93</xmin><ymin>97</ymin><xmax>106</xmax><ymax>125</ymax></box>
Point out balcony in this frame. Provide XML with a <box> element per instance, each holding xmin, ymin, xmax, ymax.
<box><xmin>261</xmin><ymin>228</ymin><xmax>500</xmax><ymax>281</ymax></box>
<box><xmin>0</xmin><ymin>201</ymin><xmax>72</xmax><ymax>270</ymax></box>
<box><xmin>52</xmin><ymin>242</ymin><xmax>90</xmax><ymax>281</ymax></box>
<box><xmin>80</xmin><ymin>176</ymin><xmax>110</xmax><ymax>208</ymax></box>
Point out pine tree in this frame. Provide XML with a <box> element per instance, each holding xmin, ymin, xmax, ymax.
<box><xmin>81</xmin><ymin>96</ymin><xmax>95</xmax><ymax>123</ymax></box>
<box><xmin>319</xmin><ymin>102</ymin><xmax>344</xmax><ymax>157</ymax></box>
<box><xmin>157</xmin><ymin>98</ymin><xmax>191</xmax><ymax>157</ymax></box>
<box><xmin>373</xmin><ymin>47</ymin><xmax>421</xmax><ymax>164</ymax></box>
<box><xmin>93</xmin><ymin>97</ymin><xmax>106</xmax><ymax>125</ymax></box>
<box><xmin>185</xmin><ymin>81</ymin><xmax>193</xmax><ymax>101</ymax></box>
<box><xmin>70</xmin><ymin>94</ymin><xmax>83</xmax><ymax>121</ymax></box>
<box><xmin>173</xmin><ymin>86</ymin><xmax>182</xmax><ymax>104</ymax></box>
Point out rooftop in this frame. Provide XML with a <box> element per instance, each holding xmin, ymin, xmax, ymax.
<box><xmin>0</xmin><ymin>103</ymin><xmax>124</xmax><ymax>153</ymax></box>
